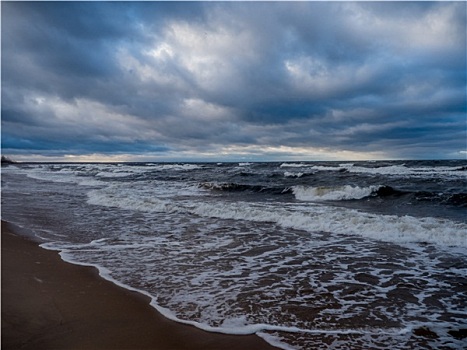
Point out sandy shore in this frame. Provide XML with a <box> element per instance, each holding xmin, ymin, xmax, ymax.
<box><xmin>1</xmin><ymin>221</ymin><xmax>277</xmax><ymax>350</ymax></box>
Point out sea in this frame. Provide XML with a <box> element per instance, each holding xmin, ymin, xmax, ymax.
<box><xmin>1</xmin><ymin>160</ymin><xmax>466</xmax><ymax>349</ymax></box>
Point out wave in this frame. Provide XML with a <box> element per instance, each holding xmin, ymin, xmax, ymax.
<box><xmin>151</xmin><ymin>164</ymin><xmax>203</xmax><ymax>171</ymax></box>
<box><xmin>280</xmin><ymin>163</ymin><xmax>307</xmax><ymax>168</ymax></box>
<box><xmin>413</xmin><ymin>191</ymin><xmax>467</xmax><ymax>207</ymax></box>
<box><xmin>283</xmin><ymin>171</ymin><xmax>316</xmax><ymax>178</ymax></box>
<box><xmin>284</xmin><ymin>171</ymin><xmax>304</xmax><ymax>178</ymax></box>
<box><xmin>201</xmin><ymin>182</ymin><xmax>262</xmax><ymax>192</ymax></box>
<box><xmin>191</xmin><ymin>203</ymin><xmax>467</xmax><ymax>248</ymax></box>
<box><xmin>200</xmin><ymin>182</ymin><xmax>402</xmax><ymax>199</ymax></box>
<box><xmin>3</xmin><ymin>164</ymin><xmax>104</xmax><ymax>186</ymax></box>
<box><xmin>281</xmin><ymin>163</ymin><xmax>466</xmax><ymax>178</ymax></box>
<box><xmin>199</xmin><ymin>182</ymin><xmax>291</xmax><ymax>195</ymax></box>
<box><xmin>292</xmin><ymin>185</ymin><xmax>382</xmax><ymax>201</ymax></box>
<box><xmin>96</xmin><ymin>171</ymin><xmax>135</xmax><ymax>178</ymax></box>
<box><xmin>281</xmin><ymin>163</ymin><xmax>344</xmax><ymax>172</ymax></box>
<box><xmin>446</xmin><ymin>193</ymin><xmax>467</xmax><ymax>206</ymax></box>
<box><xmin>292</xmin><ymin>185</ymin><xmax>467</xmax><ymax>207</ymax></box>
<box><xmin>200</xmin><ymin>181</ymin><xmax>467</xmax><ymax>208</ymax></box>
<box><xmin>87</xmin><ymin>185</ymin><xmax>467</xmax><ymax>248</ymax></box>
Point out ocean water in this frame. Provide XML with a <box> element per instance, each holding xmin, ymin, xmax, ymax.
<box><xmin>1</xmin><ymin>160</ymin><xmax>466</xmax><ymax>349</ymax></box>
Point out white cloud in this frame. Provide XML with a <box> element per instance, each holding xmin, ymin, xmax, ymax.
<box><xmin>345</xmin><ymin>2</ymin><xmax>464</xmax><ymax>55</ymax></box>
<box><xmin>334</xmin><ymin>121</ymin><xmax>407</xmax><ymax>137</ymax></box>
<box><xmin>21</xmin><ymin>93</ymin><xmax>162</xmax><ymax>142</ymax></box>
<box><xmin>163</xmin><ymin>19</ymin><xmax>257</xmax><ymax>91</ymax></box>
<box><xmin>283</xmin><ymin>55</ymin><xmax>381</xmax><ymax>99</ymax></box>
<box><xmin>117</xmin><ymin>47</ymin><xmax>185</xmax><ymax>89</ymax></box>
<box><xmin>145</xmin><ymin>42</ymin><xmax>175</xmax><ymax>60</ymax></box>
<box><xmin>180</xmin><ymin>98</ymin><xmax>234</xmax><ymax>122</ymax></box>
<box><xmin>215</xmin><ymin>144</ymin><xmax>387</xmax><ymax>161</ymax></box>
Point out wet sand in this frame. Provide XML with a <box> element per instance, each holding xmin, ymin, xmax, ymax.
<box><xmin>1</xmin><ymin>221</ymin><xmax>277</xmax><ymax>350</ymax></box>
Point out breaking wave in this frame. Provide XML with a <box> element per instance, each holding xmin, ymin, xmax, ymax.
<box><xmin>86</xmin><ymin>184</ymin><xmax>467</xmax><ymax>248</ymax></box>
<box><xmin>292</xmin><ymin>185</ymin><xmax>381</xmax><ymax>201</ymax></box>
<box><xmin>199</xmin><ymin>182</ymin><xmax>292</xmax><ymax>195</ymax></box>
<box><xmin>280</xmin><ymin>163</ymin><xmax>466</xmax><ymax>179</ymax></box>
<box><xmin>292</xmin><ymin>185</ymin><xmax>467</xmax><ymax>207</ymax></box>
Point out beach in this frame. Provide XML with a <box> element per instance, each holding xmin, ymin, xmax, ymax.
<box><xmin>2</xmin><ymin>161</ymin><xmax>466</xmax><ymax>349</ymax></box>
<box><xmin>1</xmin><ymin>221</ymin><xmax>277</xmax><ymax>350</ymax></box>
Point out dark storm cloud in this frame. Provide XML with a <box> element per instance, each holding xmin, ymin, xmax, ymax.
<box><xmin>3</xmin><ymin>2</ymin><xmax>126</xmax><ymax>80</ymax></box>
<box><xmin>2</xmin><ymin>1</ymin><xmax>466</xmax><ymax>161</ymax></box>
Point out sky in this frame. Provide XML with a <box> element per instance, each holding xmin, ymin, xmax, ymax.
<box><xmin>2</xmin><ymin>1</ymin><xmax>466</xmax><ymax>162</ymax></box>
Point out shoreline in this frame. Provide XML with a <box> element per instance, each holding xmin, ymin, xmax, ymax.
<box><xmin>1</xmin><ymin>220</ymin><xmax>277</xmax><ymax>350</ymax></box>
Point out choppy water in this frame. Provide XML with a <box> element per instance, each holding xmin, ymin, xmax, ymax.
<box><xmin>2</xmin><ymin>160</ymin><xmax>466</xmax><ymax>349</ymax></box>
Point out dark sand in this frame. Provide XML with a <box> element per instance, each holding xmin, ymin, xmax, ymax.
<box><xmin>1</xmin><ymin>221</ymin><xmax>277</xmax><ymax>350</ymax></box>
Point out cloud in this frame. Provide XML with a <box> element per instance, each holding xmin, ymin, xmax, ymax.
<box><xmin>2</xmin><ymin>1</ymin><xmax>465</xmax><ymax>161</ymax></box>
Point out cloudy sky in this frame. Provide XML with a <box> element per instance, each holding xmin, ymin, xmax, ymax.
<box><xmin>2</xmin><ymin>1</ymin><xmax>466</xmax><ymax>162</ymax></box>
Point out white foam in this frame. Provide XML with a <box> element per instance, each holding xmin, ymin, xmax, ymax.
<box><xmin>280</xmin><ymin>163</ymin><xmax>466</xmax><ymax>179</ymax></box>
<box><xmin>38</xmin><ymin>217</ymin><xmax>463</xmax><ymax>349</ymax></box>
<box><xmin>292</xmin><ymin>185</ymin><xmax>380</xmax><ymax>201</ymax></box>
<box><xmin>152</xmin><ymin>164</ymin><xmax>202</xmax><ymax>171</ymax></box>
<box><xmin>3</xmin><ymin>164</ymin><xmax>105</xmax><ymax>186</ymax></box>
<box><xmin>5</xmin><ymin>163</ymin><xmax>205</xmax><ymax>185</ymax></box>
<box><xmin>280</xmin><ymin>163</ymin><xmax>306</xmax><ymax>168</ymax></box>
<box><xmin>281</xmin><ymin>164</ymin><xmax>343</xmax><ymax>172</ymax></box>
<box><xmin>345</xmin><ymin>164</ymin><xmax>466</xmax><ymax>179</ymax></box>
<box><xmin>42</xmin><ymin>239</ymin><xmax>407</xmax><ymax>349</ymax></box>
<box><xmin>257</xmin><ymin>333</ymin><xmax>297</xmax><ymax>350</ymax></box>
<box><xmin>96</xmin><ymin>171</ymin><xmax>134</xmax><ymax>178</ymax></box>
<box><xmin>86</xmin><ymin>184</ymin><xmax>467</xmax><ymax>248</ymax></box>
<box><xmin>76</xmin><ymin>178</ymin><xmax>104</xmax><ymax>186</ymax></box>
<box><xmin>284</xmin><ymin>171</ymin><xmax>304</xmax><ymax>178</ymax></box>
<box><xmin>188</xmin><ymin>202</ymin><xmax>467</xmax><ymax>247</ymax></box>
